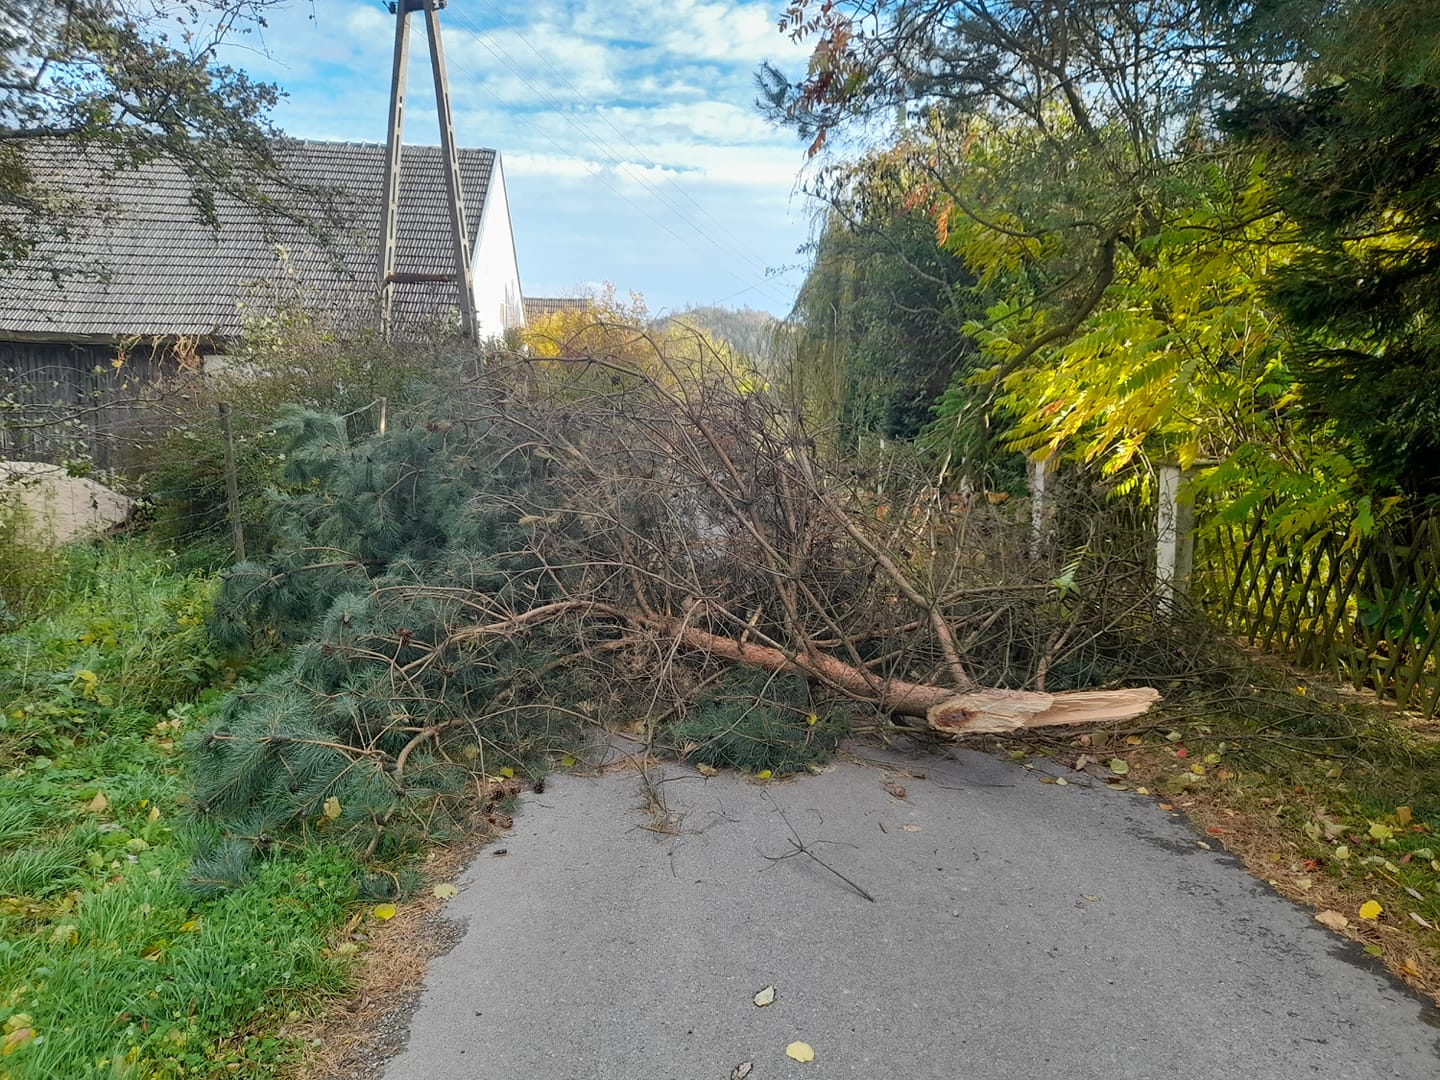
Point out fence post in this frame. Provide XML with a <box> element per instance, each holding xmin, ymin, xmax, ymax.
<box><xmin>1156</xmin><ymin>462</ymin><xmax>1192</xmax><ymax>607</ymax></box>
<box><xmin>217</xmin><ymin>402</ymin><xmax>246</xmax><ymax>564</ymax></box>
<box><xmin>1028</xmin><ymin>453</ymin><xmax>1053</xmax><ymax>560</ymax></box>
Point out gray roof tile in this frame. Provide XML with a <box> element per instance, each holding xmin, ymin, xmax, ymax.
<box><xmin>0</xmin><ymin>139</ymin><xmax>495</xmax><ymax>340</ymax></box>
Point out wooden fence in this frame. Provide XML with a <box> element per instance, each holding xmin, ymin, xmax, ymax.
<box><xmin>1193</xmin><ymin>508</ymin><xmax>1440</xmax><ymax>718</ymax></box>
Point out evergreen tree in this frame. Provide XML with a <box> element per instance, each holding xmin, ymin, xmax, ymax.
<box><xmin>1222</xmin><ymin>0</ymin><xmax>1440</xmax><ymax>497</ymax></box>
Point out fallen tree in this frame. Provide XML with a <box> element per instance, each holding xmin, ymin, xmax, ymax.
<box><xmin>190</xmin><ymin>328</ymin><xmax>1164</xmax><ymax>876</ymax></box>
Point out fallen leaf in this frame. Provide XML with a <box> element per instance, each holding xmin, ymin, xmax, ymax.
<box><xmin>1158</xmin><ymin>803</ymin><xmax>1174</xmax><ymax>811</ymax></box>
<box><xmin>560</xmin><ymin>754</ymin><xmax>577</xmax><ymax>767</ymax></box>
<box><xmin>433</xmin><ymin>883</ymin><xmax>459</xmax><ymax>900</ymax></box>
<box><xmin>1397</xmin><ymin>806</ymin><xmax>1413</xmax><ymax>827</ymax></box>
<box><xmin>902</xmin><ymin>825</ymin><xmax>921</xmax><ymax>833</ymax></box>
<box><xmin>1334</xmin><ymin>845</ymin><xmax>1351</xmax><ymax>861</ymax></box>
<box><xmin>1404</xmin><ymin>886</ymin><xmax>1424</xmax><ymax>901</ymax></box>
<box><xmin>1054</xmin><ymin>777</ymin><xmax>1069</xmax><ymax>787</ymax></box>
<box><xmin>88</xmin><ymin>791</ymin><xmax>108</xmax><ymax>812</ymax></box>
<box><xmin>1165</xmin><ymin>730</ymin><xmax>1183</xmax><ymax>743</ymax></box>
<box><xmin>1135</xmin><ymin>787</ymin><xmax>1150</xmax><ymax>795</ymax></box>
<box><xmin>2</xmin><ymin>1027</ymin><xmax>35</xmax><ymax>1055</ymax></box>
<box><xmin>753</xmin><ymin>985</ymin><xmax>776</xmax><ymax>1007</ymax></box>
<box><xmin>731</xmin><ymin>1063</ymin><xmax>754</xmax><ymax>1080</ymax></box>
<box><xmin>334</xmin><ymin>941</ymin><xmax>360</xmax><ymax>958</ymax></box>
<box><xmin>1368</xmin><ymin>821</ymin><xmax>1394</xmax><ymax>842</ymax></box>
<box><xmin>322</xmin><ymin>796</ymin><xmax>342</xmax><ymax>820</ymax></box>
<box><xmin>1189</xmin><ymin>763</ymin><xmax>1206</xmax><ymax>776</ymax></box>
<box><xmin>147</xmin><ymin>806</ymin><xmax>161</xmax><ymax>823</ymax></box>
<box><xmin>1126</xmin><ymin>735</ymin><xmax>1144</xmax><ymax>746</ymax></box>
<box><xmin>1364</xmin><ymin>944</ymin><xmax>1383</xmax><ymax>957</ymax></box>
<box><xmin>1315</xmin><ymin>909</ymin><xmax>1349</xmax><ymax>931</ymax></box>
<box><xmin>805</xmin><ymin>713</ymin><xmax>819</xmax><ymax>726</ymax></box>
<box><xmin>372</xmin><ymin>903</ymin><xmax>398</xmax><ymax>921</ymax></box>
<box><xmin>1409</xmin><ymin>912</ymin><xmax>1434</xmax><ymax>930</ymax></box>
<box><xmin>1401</xmin><ymin>957</ymin><xmax>1421</xmax><ymax>978</ymax></box>
<box><xmin>1175</xmin><ymin>747</ymin><xmax>1189</xmax><ymax>758</ymax></box>
<box><xmin>696</xmin><ymin>763</ymin><xmax>719</xmax><ymax>777</ymax></box>
<box><xmin>785</xmin><ymin>1042</ymin><xmax>815</xmax><ymax>1063</ymax></box>
<box><xmin>1073</xmin><ymin>754</ymin><xmax>1092</xmax><ymax>771</ymax></box>
<box><xmin>756</xmin><ymin>770</ymin><xmax>773</xmax><ymax>781</ymax></box>
<box><xmin>1195</xmin><ymin>840</ymin><xmax>1211</xmax><ymax>850</ymax></box>
<box><xmin>498</xmin><ymin>766</ymin><xmax>515</xmax><ymax>779</ymax></box>
<box><xmin>1358</xmin><ymin>900</ymin><xmax>1383</xmax><ymax>920</ymax></box>
<box><xmin>1108</xmin><ymin>759</ymin><xmax>1129</xmax><ymax>776</ymax></box>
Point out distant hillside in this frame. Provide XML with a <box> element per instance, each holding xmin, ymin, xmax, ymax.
<box><xmin>664</xmin><ymin>305</ymin><xmax>781</xmax><ymax>363</ymax></box>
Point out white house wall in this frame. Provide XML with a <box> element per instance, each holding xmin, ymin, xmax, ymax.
<box><xmin>471</xmin><ymin>155</ymin><xmax>524</xmax><ymax>337</ymax></box>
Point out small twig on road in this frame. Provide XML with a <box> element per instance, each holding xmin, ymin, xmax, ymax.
<box><xmin>760</xmin><ymin>795</ymin><xmax>875</xmax><ymax>903</ymax></box>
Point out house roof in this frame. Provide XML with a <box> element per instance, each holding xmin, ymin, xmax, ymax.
<box><xmin>0</xmin><ymin>139</ymin><xmax>496</xmax><ymax>342</ymax></box>
<box><xmin>523</xmin><ymin>296</ymin><xmax>595</xmax><ymax>323</ymax></box>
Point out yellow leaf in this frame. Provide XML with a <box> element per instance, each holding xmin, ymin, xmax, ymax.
<box><xmin>696</xmin><ymin>763</ymin><xmax>719</xmax><ymax>777</ymax></box>
<box><xmin>805</xmin><ymin>713</ymin><xmax>818</xmax><ymax>726</ymax></box>
<box><xmin>432</xmin><ymin>884</ymin><xmax>459</xmax><ymax>900</ymax></box>
<box><xmin>1369</xmin><ymin>821</ymin><xmax>1393</xmax><ymax>841</ymax></box>
<box><xmin>372</xmin><ymin>903</ymin><xmax>398</xmax><ymax>921</ymax></box>
<box><xmin>1401</xmin><ymin>956</ymin><xmax>1421</xmax><ymax>978</ymax></box>
<box><xmin>1315</xmin><ymin>909</ymin><xmax>1349</xmax><ymax>931</ymax></box>
<box><xmin>756</xmin><ymin>770</ymin><xmax>772</xmax><ymax>780</ymax></box>
<box><xmin>498</xmin><ymin>766</ymin><xmax>515</xmax><ymax>779</ymax></box>
<box><xmin>1108</xmin><ymin>759</ymin><xmax>1129</xmax><ymax>776</ymax></box>
<box><xmin>1334</xmin><ymin>845</ymin><xmax>1350</xmax><ymax>860</ymax></box>
<box><xmin>559</xmin><ymin>754</ymin><xmax>577</xmax><ymax>768</ymax></box>
<box><xmin>322</xmin><ymin>796</ymin><xmax>342</xmax><ymax>820</ymax></box>
<box><xmin>1396</xmin><ymin>806</ymin><xmax>1412</xmax><ymax>827</ymax></box>
<box><xmin>785</xmin><ymin>1041</ymin><xmax>815</xmax><ymax>1063</ymax></box>
<box><xmin>2</xmin><ymin>1027</ymin><xmax>35</xmax><ymax>1055</ymax></box>
<box><xmin>1190</xmin><ymin>763</ymin><xmax>1206</xmax><ymax>776</ymax></box>
<box><xmin>178</xmin><ymin>919</ymin><xmax>200</xmax><ymax>933</ymax></box>
<box><xmin>753</xmin><ymin>985</ymin><xmax>776</xmax><ymax>1007</ymax></box>
<box><xmin>147</xmin><ymin>806</ymin><xmax>161</xmax><ymax>823</ymax></box>
<box><xmin>1358</xmin><ymin>900</ymin><xmax>1383</xmax><ymax>921</ymax></box>
<box><xmin>1125</xmin><ymin>735</ymin><xmax>1143</xmax><ymax>746</ymax></box>
<box><xmin>334</xmin><ymin>941</ymin><xmax>360</xmax><ymax>958</ymax></box>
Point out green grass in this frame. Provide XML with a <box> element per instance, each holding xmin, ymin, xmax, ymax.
<box><xmin>0</xmin><ymin>541</ymin><xmax>364</xmax><ymax>1079</ymax></box>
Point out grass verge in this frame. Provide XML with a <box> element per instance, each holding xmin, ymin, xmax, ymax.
<box><xmin>0</xmin><ymin>541</ymin><xmax>367</xmax><ymax>1079</ymax></box>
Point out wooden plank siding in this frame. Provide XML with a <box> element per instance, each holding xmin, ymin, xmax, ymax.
<box><xmin>0</xmin><ymin>339</ymin><xmax>183</xmax><ymax>471</ymax></box>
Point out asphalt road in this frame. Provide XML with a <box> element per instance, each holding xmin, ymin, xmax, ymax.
<box><xmin>380</xmin><ymin>743</ymin><xmax>1440</xmax><ymax>1079</ymax></box>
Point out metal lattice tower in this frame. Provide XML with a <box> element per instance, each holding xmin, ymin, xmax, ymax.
<box><xmin>377</xmin><ymin>0</ymin><xmax>476</xmax><ymax>340</ymax></box>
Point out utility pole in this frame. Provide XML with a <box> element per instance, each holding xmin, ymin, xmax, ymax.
<box><xmin>377</xmin><ymin>0</ymin><xmax>477</xmax><ymax>341</ymax></box>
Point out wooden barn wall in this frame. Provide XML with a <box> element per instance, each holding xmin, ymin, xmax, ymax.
<box><xmin>0</xmin><ymin>340</ymin><xmax>179</xmax><ymax>470</ymax></box>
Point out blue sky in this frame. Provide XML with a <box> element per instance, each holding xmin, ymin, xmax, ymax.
<box><xmin>226</xmin><ymin>0</ymin><xmax>819</xmax><ymax>317</ymax></box>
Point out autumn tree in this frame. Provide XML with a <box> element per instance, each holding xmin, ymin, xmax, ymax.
<box><xmin>1219</xmin><ymin>0</ymin><xmax>1440</xmax><ymax>497</ymax></box>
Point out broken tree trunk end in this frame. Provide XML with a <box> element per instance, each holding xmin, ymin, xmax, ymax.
<box><xmin>926</xmin><ymin>687</ymin><xmax>1162</xmax><ymax>735</ymax></box>
<box><xmin>643</xmin><ymin>613</ymin><xmax>1161</xmax><ymax>735</ymax></box>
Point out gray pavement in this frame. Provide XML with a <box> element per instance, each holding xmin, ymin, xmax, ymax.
<box><xmin>381</xmin><ymin>744</ymin><xmax>1440</xmax><ymax>1079</ymax></box>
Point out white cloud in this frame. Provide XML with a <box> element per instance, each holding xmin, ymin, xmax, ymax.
<box><xmin>220</xmin><ymin>0</ymin><xmax>817</xmax><ymax>315</ymax></box>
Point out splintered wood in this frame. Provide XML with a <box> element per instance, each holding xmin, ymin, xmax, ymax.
<box><xmin>926</xmin><ymin>687</ymin><xmax>1163</xmax><ymax>735</ymax></box>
